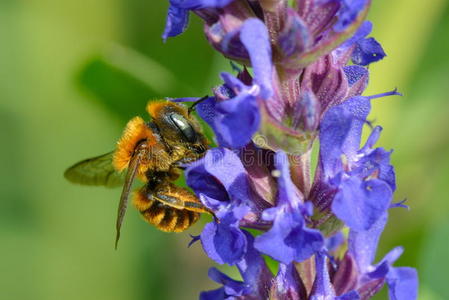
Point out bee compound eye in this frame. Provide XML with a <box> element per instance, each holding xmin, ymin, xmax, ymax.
<box><xmin>168</xmin><ymin>113</ymin><xmax>197</xmax><ymax>143</ymax></box>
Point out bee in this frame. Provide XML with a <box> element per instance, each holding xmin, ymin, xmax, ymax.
<box><xmin>64</xmin><ymin>98</ymin><xmax>213</xmax><ymax>248</ymax></box>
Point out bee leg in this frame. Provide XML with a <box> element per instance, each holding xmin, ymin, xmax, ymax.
<box><xmin>152</xmin><ymin>184</ymin><xmax>207</xmax><ymax>213</ymax></box>
<box><xmin>154</xmin><ymin>186</ymin><xmax>219</xmax><ymax>224</ymax></box>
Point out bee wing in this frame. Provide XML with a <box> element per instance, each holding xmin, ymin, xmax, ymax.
<box><xmin>64</xmin><ymin>152</ymin><xmax>124</xmax><ymax>188</ymax></box>
<box><xmin>115</xmin><ymin>145</ymin><xmax>146</xmax><ymax>249</ymax></box>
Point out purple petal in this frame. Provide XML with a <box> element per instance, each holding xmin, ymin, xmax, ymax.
<box><xmin>284</xmin><ymin>223</ymin><xmax>325</xmax><ymax>263</ymax></box>
<box><xmin>254</xmin><ymin>208</ymin><xmax>301</xmax><ymax>264</ymax></box>
<box><xmin>201</xmin><ymin>231</ymin><xmax>272</xmax><ymax>299</ymax></box>
<box><xmin>208</xmin><ymin>267</ymin><xmax>246</xmax><ymax>296</ymax></box>
<box><xmin>379</xmin><ymin>247</ymin><xmax>404</xmax><ymax>267</ymax></box>
<box><xmin>318</xmin><ymin>103</ymin><xmax>354</xmax><ymax>179</ymax></box>
<box><xmin>202</xmin><ymin>148</ymin><xmax>250</xmax><ymax>200</ymax></box>
<box><xmin>196</xmin><ymin>96</ymin><xmax>217</xmax><ymax>125</ymax></box>
<box><xmin>348</xmin><ymin>213</ymin><xmax>388</xmax><ymax>273</ymax></box>
<box><xmin>170</xmin><ymin>0</ymin><xmax>235</xmax><ymax>9</ymax></box>
<box><xmin>310</xmin><ymin>251</ymin><xmax>336</xmax><ymax>299</ymax></box>
<box><xmin>333</xmin><ymin>21</ymin><xmax>372</xmax><ymax>65</ymax></box>
<box><xmin>333</xmin><ymin>0</ymin><xmax>369</xmax><ymax>32</ymax></box>
<box><xmin>240</xmin><ymin>18</ymin><xmax>273</xmax><ymax>99</ymax></box>
<box><xmin>255</xmin><ymin>206</ymin><xmax>323</xmax><ymax>265</ymax></box>
<box><xmin>237</xmin><ymin>231</ymin><xmax>273</xmax><ymax>298</ymax></box>
<box><xmin>352</xmin><ymin>37</ymin><xmax>386</xmax><ymax>66</ymax></box>
<box><xmin>337</xmin><ymin>96</ymin><xmax>371</xmax><ymax>159</ymax></box>
<box><xmin>366</xmin><ymin>260</ymin><xmax>390</xmax><ymax>280</ymax></box>
<box><xmin>163</xmin><ymin>5</ymin><xmax>189</xmax><ymax>41</ymax></box>
<box><xmin>356</xmin><ymin>149</ymin><xmax>396</xmax><ymax>192</ymax></box>
<box><xmin>200</xmin><ymin>287</ymin><xmax>226</xmax><ymax>300</ymax></box>
<box><xmin>360</xmin><ymin>125</ymin><xmax>382</xmax><ymax>150</ymax></box>
<box><xmin>319</xmin><ymin>92</ymin><xmax>400</xmax><ymax>170</ymax></box>
<box><xmin>186</xmin><ymin>148</ymin><xmax>252</xmax><ymax>212</ymax></box>
<box><xmin>255</xmin><ymin>152</ymin><xmax>324</xmax><ymax>264</ymax></box>
<box><xmin>337</xmin><ymin>290</ymin><xmax>360</xmax><ymax>300</ymax></box>
<box><xmin>344</xmin><ymin>65</ymin><xmax>368</xmax><ymax>87</ymax></box>
<box><xmin>274</xmin><ymin>151</ymin><xmax>302</xmax><ymax>208</ymax></box>
<box><xmin>221</xmin><ymin>72</ymin><xmax>248</xmax><ymax>94</ymax></box>
<box><xmin>215</xmin><ymin>93</ymin><xmax>260</xmax><ymax>148</ymax></box>
<box><xmin>386</xmin><ymin>267</ymin><xmax>418</xmax><ymax>300</ymax></box>
<box><xmin>186</xmin><ymin>162</ymin><xmax>231</xmax><ymax>211</ymax></box>
<box><xmin>197</xmin><ymin>77</ymin><xmax>261</xmax><ymax>148</ymax></box>
<box><xmin>200</xmin><ymin>221</ymin><xmax>248</xmax><ymax>265</ymax></box>
<box><xmin>356</xmin><ymin>126</ymin><xmax>396</xmax><ymax>191</ymax></box>
<box><xmin>337</xmin><ymin>20</ymin><xmax>372</xmax><ymax>51</ymax></box>
<box><xmin>343</xmin><ymin>65</ymin><xmax>369</xmax><ymax>97</ymax></box>
<box><xmin>332</xmin><ymin>177</ymin><xmax>392</xmax><ymax>231</ymax></box>
<box><xmin>163</xmin><ymin>0</ymin><xmax>235</xmax><ymax>40</ymax></box>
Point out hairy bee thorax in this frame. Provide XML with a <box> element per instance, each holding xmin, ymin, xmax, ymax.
<box><xmin>113</xmin><ymin>116</ymin><xmax>171</xmax><ymax>175</ymax></box>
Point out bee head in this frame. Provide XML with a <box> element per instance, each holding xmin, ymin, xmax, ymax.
<box><xmin>146</xmin><ymin>101</ymin><xmax>208</xmax><ymax>153</ymax></box>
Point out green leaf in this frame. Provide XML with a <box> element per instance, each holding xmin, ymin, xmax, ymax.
<box><xmin>77</xmin><ymin>45</ymin><xmax>183</xmax><ymax>120</ymax></box>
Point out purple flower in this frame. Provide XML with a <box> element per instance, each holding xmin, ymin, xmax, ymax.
<box><xmin>352</xmin><ymin>37</ymin><xmax>386</xmax><ymax>66</ymax></box>
<box><xmin>159</xmin><ymin>0</ymin><xmax>418</xmax><ymax>299</ymax></box>
<box><xmin>336</xmin><ymin>21</ymin><xmax>386</xmax><ymax>66</ymax></box>
<box><xmin>197</xmin><ymin>18</ymin><xmax>273</xmax><ymax>148</ymax></box>
<box><xmin>200</xmin><ymin>232</ymin><xmax>272</xmax><ymax>299</ymax></box>
<box><xmin>348</xmin><ymin>213</ymin><xmax>418</xmax><ymax>299</ymax></box>
<box><xmin>186</xmin><ymin>148</ymin><xmax>253</xmax><ymax>264</ymax></box>
<box><xmin>310</xmin><ymin>91</ymin><xmax>399</xmax><ymax>233</ymax></box>
<box><xmin>254</xmin><ymin>151</ymin><xmax>324</xmax><ymax>264</ymax></box>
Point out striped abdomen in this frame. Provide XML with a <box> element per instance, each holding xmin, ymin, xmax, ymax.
<box><xmin>133</xmin><ymin>187</ymin><xmax>200</xmax><ymax>232</ymax></box>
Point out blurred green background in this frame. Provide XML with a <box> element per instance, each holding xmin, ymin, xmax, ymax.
<box><xmin>1</xmin><ymin>0</ymin><xmax>448</xmax><ymax>299</ymax></box>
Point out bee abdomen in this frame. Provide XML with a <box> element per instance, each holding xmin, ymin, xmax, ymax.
<box><xmin>134</xmin><ymin>191</ymin><xmax>199</xmax><ymax>232</ymax></box>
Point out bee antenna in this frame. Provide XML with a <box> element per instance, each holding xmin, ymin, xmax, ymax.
<box><xmin>188</xmin><ymin>95</ymin><xmax>209</xmax><ymax>115</ymax></box>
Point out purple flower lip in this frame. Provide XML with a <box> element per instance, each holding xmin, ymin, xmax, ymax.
<box><xmin>307</xmin><ymin>89</ymin><xmax>401</xmax><ymax>237</ymax></box>
<box><xmin>254</xmin><ymin>151</ymin><xmax>324</xmax><ymax>264</ymax></box>
<box><xmin>163</xmin><ymin>0</ymin><xmax>236</xmax><ymax>40</ymax></box>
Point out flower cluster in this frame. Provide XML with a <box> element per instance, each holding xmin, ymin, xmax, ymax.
<box><xmin>163</xmin><ymin>0</ymin><xmax>417</xmax><ymax>299</ymax></box>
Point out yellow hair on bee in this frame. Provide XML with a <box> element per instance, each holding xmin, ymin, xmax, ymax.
<box><xmin>133</xmin><ymin>188</ymin><xmax>152</xmax><ymax>212</ymax></box>
<box><xmin>113</xmin><ymin>116</ymin><xmax>155</xmax><ymax>172</ymax></box>
<box><xmin>146</xmin><ymin>100</ymin><xmax>188</xmax><ymax>119</ymax></box>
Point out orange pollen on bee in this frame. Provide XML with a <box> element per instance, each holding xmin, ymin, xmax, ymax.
<box><xmin>113</xmin><ymin>116</ymin><xmax>155</xmax><ymax>173</ymax></box>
